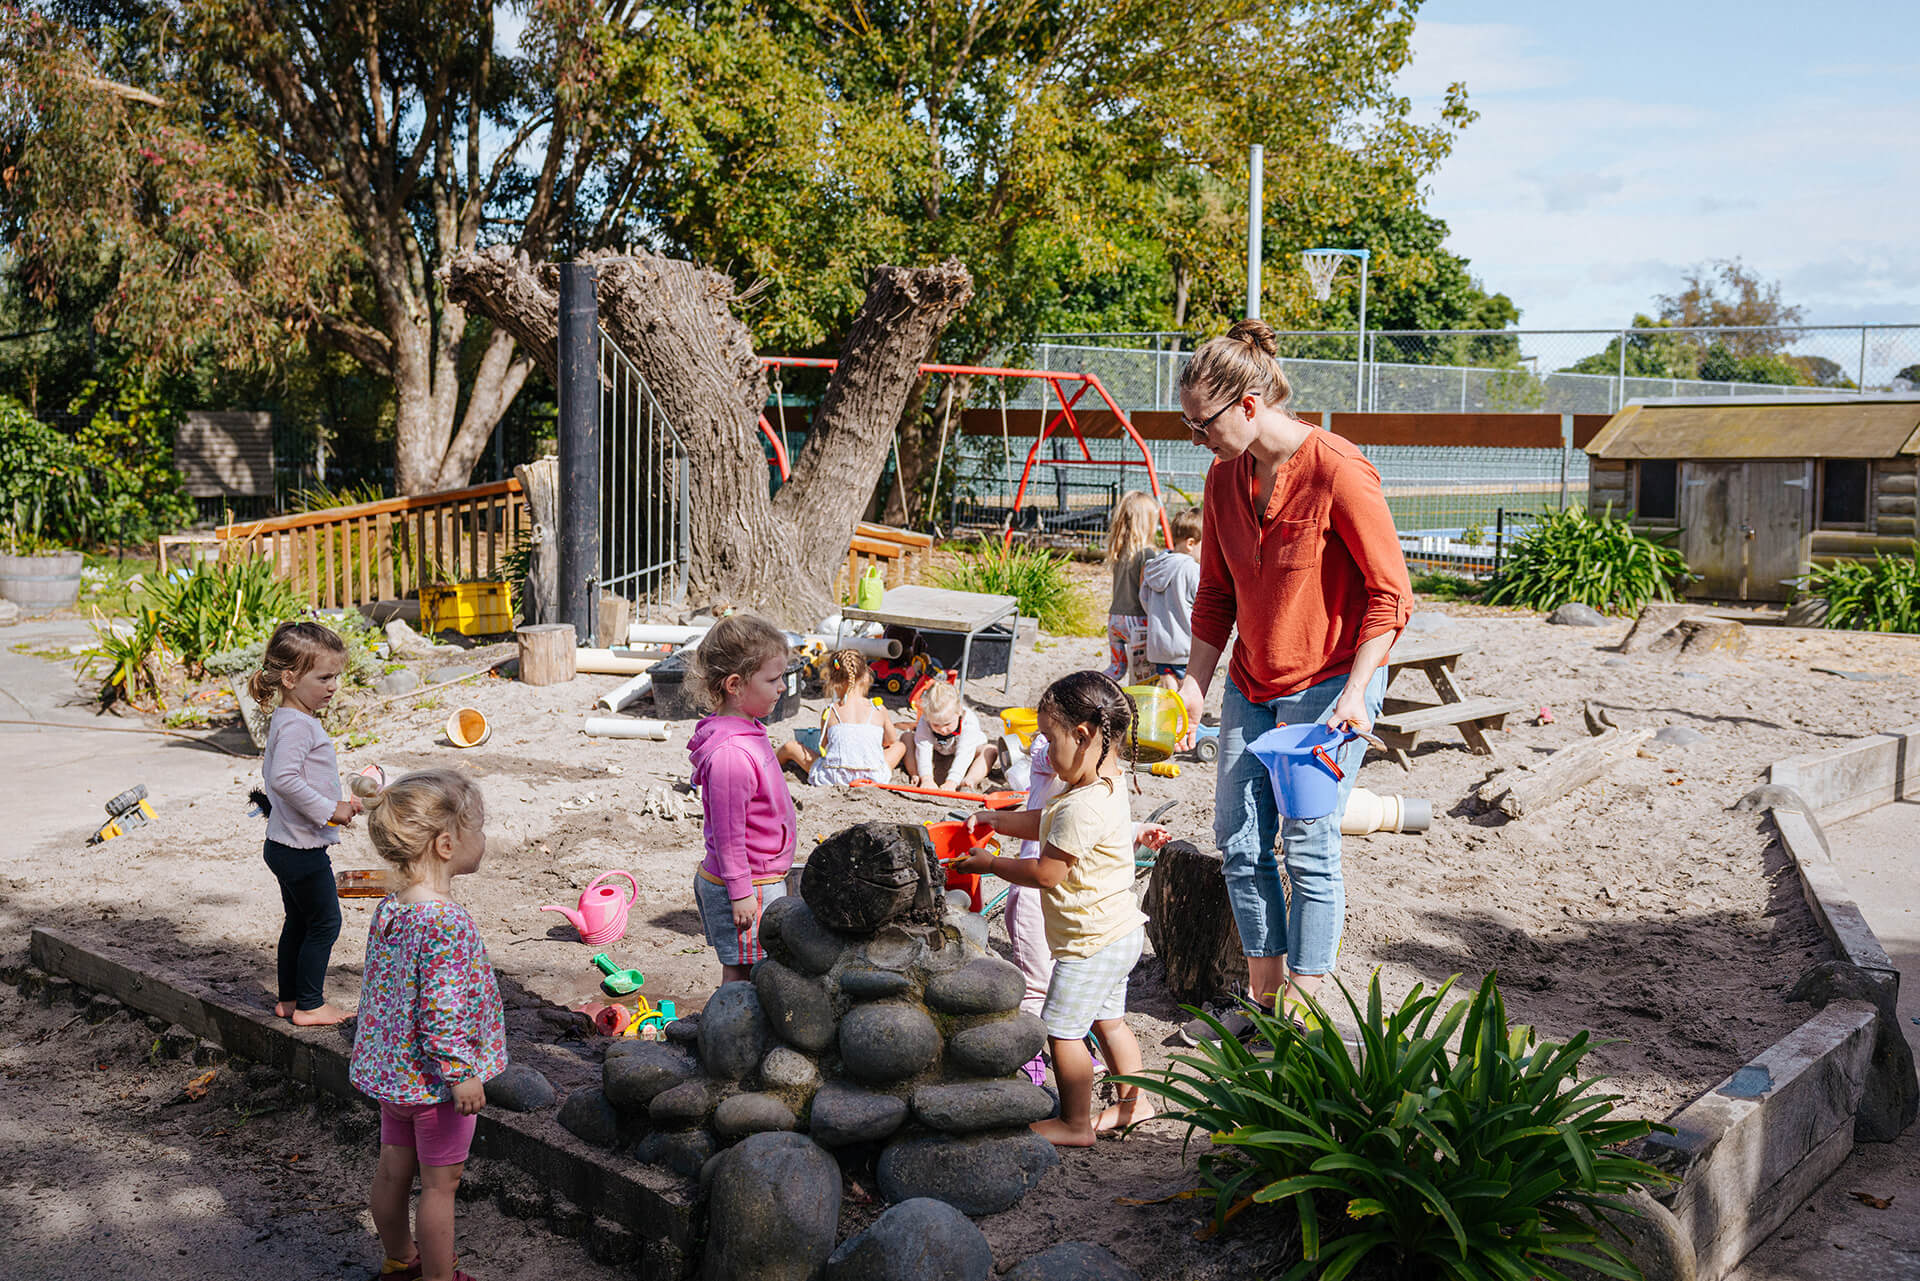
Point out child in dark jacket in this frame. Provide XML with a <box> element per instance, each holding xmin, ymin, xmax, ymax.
<box><xmin>1140</xmin><ymin>507</ymin><xmax>1203</xmax><ymax>686</ymax></box>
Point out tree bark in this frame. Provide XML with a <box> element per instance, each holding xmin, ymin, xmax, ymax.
<box><xmin>447</xmin><ymin>249</ymin><xmax>972</xmax><ymax>624</ymax></box>
<box><xmin>1142</xmin><ymin>841</ymin><xmax>1245</xmax><ymax>1007</ymax></box>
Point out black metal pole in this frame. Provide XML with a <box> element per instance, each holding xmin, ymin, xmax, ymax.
<box><xmin>1494</xmin><ymin>507</ymin><xmax>1505</xmax><ymax>574</ymax></box>
<box><xmin>557</xmin><ymin>263</ymin><xmax>599</xmax><ymax>643</ymax></box>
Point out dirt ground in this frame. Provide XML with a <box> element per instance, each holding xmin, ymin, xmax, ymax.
<box><xmin>5</xmin><ymin>597</ymin><xmax>1918</xmax><ymax>1278</ymax></box>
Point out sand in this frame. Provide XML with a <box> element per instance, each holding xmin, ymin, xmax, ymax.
<box><xmin>5</xmin><ymin>598</ymin><xmax>1917</xmax><ymax>1278</ymax></box>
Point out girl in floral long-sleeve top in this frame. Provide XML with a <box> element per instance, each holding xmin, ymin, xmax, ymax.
<box><xmin>349</xmin><ymin>770</ymin><xmax>505</xmax><ymax>1281</ymax></box>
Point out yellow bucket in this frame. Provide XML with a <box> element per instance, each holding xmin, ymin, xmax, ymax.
<box><xmin>1123</xmin><ymin>685</ymin><xmax>1188</xmax><ymax>763</ymax></box>
<box><xmin>447</xmin><ymin>707</ymin><xmax>491</xmax><ymax>748</ymax></box>
<box><xmin>999</xmin><ymin>707</ymin><xmax>1039</xmax><ymax>747</ymax></box>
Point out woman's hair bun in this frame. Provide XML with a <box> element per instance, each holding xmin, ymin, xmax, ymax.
<box><xmin>1226</xmin><ymin>317</ymin><xmax>1279</xmax><ymax>358</ymax></box>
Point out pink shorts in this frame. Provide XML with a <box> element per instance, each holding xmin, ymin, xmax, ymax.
<box><xmin>379</xmin><ymin>1099</ymin><xmax>477</xmax><ymax>1167</ymax></box>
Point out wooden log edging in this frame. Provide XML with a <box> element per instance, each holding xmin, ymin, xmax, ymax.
<box><xmin>1626</xmin><ymin>725</ymin><xmax>1917</xmax><ymax>1281</ymax></box>
<box><xmin>26</xmin><ymin>926</ymin><xmax>697</xmax><ymax>1279</ymax></box>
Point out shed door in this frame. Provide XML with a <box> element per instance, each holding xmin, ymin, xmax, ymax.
<box><xmin>1745</xmin><ymin>461</ymin><xmax>1810</xmax><ymax>602</ymax></box>
<box><xmin>1679</xmin><ymin>461</ymin><xmax>1809</xmax><ymax>601</ymax></box>
<box><xmin>1680</xmin><ymin>463</ymin><xmax>1741</xmax><ymax>598</ymax></box>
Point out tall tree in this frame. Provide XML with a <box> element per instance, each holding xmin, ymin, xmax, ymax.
<box><xmin>1657</xmin><ymin>259</ymin><xmax>1804</xmax><ymax>356</ymax></box>
<box><xmin>2</xmin><ymin>0</ymin><xmax>652</xmax><ymax>493</ymax></box>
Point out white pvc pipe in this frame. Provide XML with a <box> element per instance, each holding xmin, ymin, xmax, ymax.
<box><xmin>576</xmin><ymin>648</ymin><xmax>653</xmax><ymax>675</ymax></box>
<box><xmin>628</xmin><ymin>623</ymin><xmax>709</xmax><ymax>646</ymax></box>
<box><xmin>843</xmin><ymin>635</ymin><xmax>902</xmax><ymax>660</ymax></box>
<box><xmin>1341</xmin><ymin>787</ymin><xmax>1432</xmax><ymax>835</ymax></box>
<box><xmin>596</xmin><ymin>672</ymin><xmax>652</xmax><ymax>712</ymax></box>
<box><xmin>583</xmin><ymin>716</ymin><xmax>670</xmax><ymax>740</ymax></box>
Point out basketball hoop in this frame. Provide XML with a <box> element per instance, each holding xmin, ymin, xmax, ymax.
<box><xmin>1302</xmin><ymin>249</ymin><xmax>1344</xmax><ymax>301</ymax></box>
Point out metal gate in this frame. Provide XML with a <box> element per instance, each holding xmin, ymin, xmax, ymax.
<box><xmin>598</xmin><ymin>331</ymin><xmax>689</xmax><ymax>620</ymax></box>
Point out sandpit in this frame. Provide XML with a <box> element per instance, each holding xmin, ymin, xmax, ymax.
<box><xmin>5</xmin><ymin>600</ymin><xmax>1916</xmax><ymax>1277</ymax></box>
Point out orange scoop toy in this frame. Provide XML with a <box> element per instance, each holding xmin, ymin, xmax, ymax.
<box><xmin>849</xmin><ymin>779</ymin><xmax>1027</xmax><ymax>810</ymax></box>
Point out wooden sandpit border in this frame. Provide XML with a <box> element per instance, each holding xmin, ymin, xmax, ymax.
<box><xmin>23</xmin><ymin>927</ymin><xmax>699</xmax><ymax>1280</ymax></box>
<box><xmin>1625</xmin><ymin>723</ymin><xmax>1918</xmax><ymax>1280</ymax></box>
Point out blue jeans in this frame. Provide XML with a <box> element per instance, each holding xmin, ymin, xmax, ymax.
<box><xmin>1213</xmin><ymin>668</ymin><xmax>1386</xmax><ymax>975</ymax></box>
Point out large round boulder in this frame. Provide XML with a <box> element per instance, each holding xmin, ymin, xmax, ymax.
<box><xmin>945</xmin><ymin>1012</ymin><xmax>1047</xmax><ymax>1078</ymax></box>
<box><xmin>877</xmin><ymin>1130</ymin><xmax>1059</xmax><ymax>1215</ymax></box>
<box><xmin>824</xmin><ymin>1197</ymin><xmax>993</xmax><ymax>1281</ymax></box>
<box><xmin>603</xmin><ymin>1042</ymin><xmax>699</xmax><ymax>1110</ymax></box>
<box><xmin>801</xmin><ymin>823</ymin><xmax>935</xmax><ymax>933</ymax></box>
<box><xmin>925</xmin><ymin>957</ymin><xmax>1025</xmax><ymax>1015</ymax></box>
<box><xmin>838</xmin><ymin>1002</ymin><xmax>941</xmax><ymax>1083</ymax></box>
<box><xmin>762</xmin><ymin>898</ymin><xmax>849</xmax><ymax>976</ymax></box>
<box><xmin>699</xmin><ymin>980</ymin><xmax>771</xmax><ymax>1081</ymax></box>
<box><xmin>754</xmin><ymin>959</ymin><xmax>837</xmax><ymax>1053</ymax></box>
<box><xmin>1002</xmin><ymin>1242</ymin><xmax>1140</xmax><ymax>1281</ymax></box>
<box><xmin>912</xmin><ymin>1081</ymin><xmax>1054</xmax><ymax>1134</ymax></box>
<box><xmin>808</xmin><ymin>1082</ymin><xmax>910</xmax><ymax>1147</ymax></box>
<box><xmin>701</xmin><ymin>1132</ymin><xmax>842</xmax><ymax>1281</ymax></box>
<box><xmin>714</xmin><ymin>1092</ymin><xmax>799</xmax><ymax>1139</ymax></box>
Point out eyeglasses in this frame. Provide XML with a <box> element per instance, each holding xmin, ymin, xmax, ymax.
<box><xmin>1181</xmin><ymin>399</ymin><xmax>1235</xmax><ymax>441</ymax></box>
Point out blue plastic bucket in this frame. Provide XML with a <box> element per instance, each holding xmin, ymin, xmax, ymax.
<box><xmin>1247</xmin><ymin>723</ymin><xmax>1360</xmax><ymax>820</ymax></box>
<box><xmin>793</xmin><ymin>726</ymin><xmax>824</xmax><ymax>755</ymax></box>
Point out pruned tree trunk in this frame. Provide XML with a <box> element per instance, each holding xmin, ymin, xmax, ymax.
<box><xmin>447</xmin><ymin>249</ymin><xmax>972</xmax><ymax>624</ymax></box>
<box><xmin>1143</xmin><ymin>841</ymin><xmax>1245</xmax><ymax>1007</ymax></box>
<box><xmin>513</xmin><ymin>457</ymin><xmax>559</xmax><ymax>624</ymax></box>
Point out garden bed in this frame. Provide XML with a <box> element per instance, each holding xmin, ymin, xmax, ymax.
<box><xmin>4</xmin><ymin>604</ymin><xmax>1914</xmax><ymax>1276</ymax></box>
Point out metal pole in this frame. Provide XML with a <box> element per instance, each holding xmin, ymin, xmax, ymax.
<box><xmin>1616</xmin><ymin>330</ymin><xmax>1627</xmax><ymax>410</ymax></box>
<box><xmin>1558</xmin><ymin>413</ymin><xmax>1572</xmax><ymax>511</ymax></box>
<box><xmin>1859</xmin><ymin>325</ymin><xmax>1869</xmax><ymax>391</ymax></box>
<box><xmin>1246</xmin><ymin>144</ymin><xmax>1264</xmax><ymax>320</ymax></box>
<box><xmin>557</xmin><ymin>262</ymin><xmax>600</xmax><ymax>643</ymax></box>
<box><xmin>1356</xmin><ymin>255</ymin><xmax>1368</xmax><ymax>411</ymax></box>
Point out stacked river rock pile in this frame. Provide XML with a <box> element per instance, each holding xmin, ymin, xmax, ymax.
<box><xmin>555</xmin><ymin>821</ymin><xmax>1139</xmax><ymax>1277</ymax></box>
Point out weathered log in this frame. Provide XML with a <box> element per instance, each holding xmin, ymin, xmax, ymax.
<box><xmin>513</xmin><ymin>457</ymin><xmax>559</xmax><ymax>625</ymax></box>
<box><xmin>517</xmin><ymin>623</ymin><xmax>577</xmax><ymax>686</ymax></box>
<box><xmin>1619</xmin><ymin>602</ymin><xmax>1694</xmax><ymax>653</ymax></box>
<box><xmin>447</xmin><ymin>248</ymin><xmax>973</xmax><ymax>624</ymax></box>
<box><xmin>1479</xmin><ymin>728</ymin><xmax>1654</xmax><ymax>818</ymax></box>
<box><xmin>1649</xmin><ymin>615</ymin><xmax>1748</xmax><ymax>658</ymax></box>
<box><xmin>1142</xmin><ymin>841</ymin><xmax>1244</xmax><ymax>1006</ymax></box>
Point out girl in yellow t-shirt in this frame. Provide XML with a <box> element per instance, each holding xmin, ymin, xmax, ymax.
<box><xmin>958</xmin><ymin>671</ymin><xmax>1170</xmax><ymax>1147</ymax></box>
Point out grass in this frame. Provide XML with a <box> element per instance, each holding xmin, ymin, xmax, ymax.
<box><xmin>78</xmin><ymin>552</ymin><xmax>158</xmax><ymax>617</ymax></box>
<box><xmin>932</xmin><ymin>537</ymin><xmax>1102</xmax><ymax>636</ymax></box>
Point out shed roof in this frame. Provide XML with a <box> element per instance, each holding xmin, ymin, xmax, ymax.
<box><xmin>1585</xmin><ymin>395</ymin><xmax>1920</xmax><ymax>460</ymax></box>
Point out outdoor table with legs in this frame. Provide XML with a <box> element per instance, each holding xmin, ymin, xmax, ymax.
<box><xmin>1374</xmin><ymin>636</ymin><xmax>1527</xmax><ymax>768</ymax></box>
<box><xmin>838</xmin><ymin>584</ymin><xmax>1019</xmax><ymax>702</ymax></box>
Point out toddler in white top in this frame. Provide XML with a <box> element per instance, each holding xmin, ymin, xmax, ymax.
<box><xmin>907</xmin><ymin>680</ymin><xmax>998</xmax><ymax>791</ymax></box>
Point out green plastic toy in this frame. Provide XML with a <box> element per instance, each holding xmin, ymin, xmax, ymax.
<box><xmin>591</xmin><ymin>952</ymin><xmax>646</xmax><ymax>997</ymax></box>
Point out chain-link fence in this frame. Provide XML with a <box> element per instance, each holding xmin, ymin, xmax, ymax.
<box><xmin>945</xmin><ymin>323</ymin><xmax>1920</xmax><ymax>573</ymax></box>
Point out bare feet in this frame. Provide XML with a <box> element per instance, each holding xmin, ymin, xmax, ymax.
<box><xmin>274</xmin><ymin>1000</ymin><xmax>296</xmax><ymax>1019</ymax></box>
<box><xmin>1094</xmin><ymin>1093</ymin><xmax>1157</xmax><ymax>1133</ymax></box>
<box><xmin>1030</xmin><ymin>1116</ymin><xmax>1097</xmax><ymax>1148</ymax></box>
<box><xmin>290</xmin><ymin>1003</ymin><xmax>351</xmax><ymax>1026</ymax></box>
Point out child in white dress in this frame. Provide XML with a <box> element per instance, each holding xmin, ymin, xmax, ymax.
<box><xmin>777</xmin><ymin>650</ymin><xmax>906</xmax><ymax>786</ymax></box>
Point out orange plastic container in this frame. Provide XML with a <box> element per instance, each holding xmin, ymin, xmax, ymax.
<box><xmin>925</xmin><ymin>820</ymin><xmax>998</xmax><ymax>914</ymax></box>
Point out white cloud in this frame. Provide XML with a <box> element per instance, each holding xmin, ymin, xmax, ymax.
<box><xmin>1397</xmin><ymin>22</ymin><xmax>1575</xmax><ymax>99</ymax></box>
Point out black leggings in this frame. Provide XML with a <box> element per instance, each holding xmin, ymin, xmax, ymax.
<box><xmin>263</xmin><ymin>840</ymin><xmax>342</xmax><ymax>1010</ymax></box>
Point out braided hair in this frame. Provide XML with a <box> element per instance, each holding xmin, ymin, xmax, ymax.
<box><xmin>823</xmin><ymin>649</ymin><xmax>871</xmax><ymax>699</ymax></box>
<box><xmin>1037</xmin><ymin>670</ymin><xmax>1137</xmax><ymax>771</ymax></box>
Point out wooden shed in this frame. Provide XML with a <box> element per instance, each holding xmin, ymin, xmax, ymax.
<box><xmin>174</xmin><ymin>410</ymin><xmax>276</xmax><ymax>499</ymax></box>
<box><xmin>1585</xmin><ymin>395</ymin><xmax>1920</xmax><ymax>602</ymax></box>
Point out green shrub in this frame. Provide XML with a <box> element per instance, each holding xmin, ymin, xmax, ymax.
<box><xmin>68</xmin><ymin>377</ymin><xmax>196</xmax><ymax>546</ymax></box>
<box><xmin>1118</xmin><ymin>972</ymin><xmax>1671</xmax><ymax>1281</ymax></box>
<box><xmin>931</xmin><ymin>538</ymin><xmax>1098</xmax><ymax>635</ymax></box>
<box><xmin>1484</xmin><ymin>506</ymin><xmax>1688</xmax><ymax>616</ymax></box>
<box><xmin>0</xmin><ymin>396</ymin><xmax>88</xmax><ymax>547</ymax></box>
<box><xmin>1410</xmin><ymin>571</ymin><xmax>1481</xmax><ymax>602</ymax></box>
<box><xmin>1804</xmin><ymin>548</ymin><xmax>1920</xmax><ymax>632</ymax></box>
<box><xmin>80</xmin><ymin>553</ymin><xmax>303</xmax><ymax>705</ymax></box>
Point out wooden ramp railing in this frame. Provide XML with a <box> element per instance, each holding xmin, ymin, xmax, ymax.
<box><xmin>839</xmin><ymin>522</ymin><xmax>935</xmax><ymax>603</ymax></box>
<box><xmin>216</xmin><ymin>480</ymin><xmax>528</xmax><ymax>609</ymax></box>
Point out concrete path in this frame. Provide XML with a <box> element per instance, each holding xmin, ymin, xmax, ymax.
<box><xmin>1727</xmin><ymin>802</ymin><xmax>1920</xmax><ymax>1281</ymax></box>
<box><xmin>1</xmin><ymin>619</ymin><xmax>247</xmax><ymax>853</ymax></box>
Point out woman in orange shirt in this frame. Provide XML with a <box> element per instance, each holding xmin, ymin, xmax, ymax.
<box><xmin>1174</xmin><ymin>320</ymin><xmax>1411</xmax><ymax>1043</ymax></box>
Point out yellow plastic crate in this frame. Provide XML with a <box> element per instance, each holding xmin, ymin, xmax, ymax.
<box><xmin>420</xmin><ymin>581</ymin><xmax>511</xmax><ymax>636</ymax></box>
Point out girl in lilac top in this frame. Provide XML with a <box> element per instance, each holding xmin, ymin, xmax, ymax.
<box><xmin>349</xmin><ymin>770</ymin><xmax>505</xmax><ymax>1281</ymax></box>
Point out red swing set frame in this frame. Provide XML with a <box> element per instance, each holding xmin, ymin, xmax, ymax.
<box><xmin>757</xmin><ymin>357</ymin><xmax>1174</xmax><ymax>547</ymax></box>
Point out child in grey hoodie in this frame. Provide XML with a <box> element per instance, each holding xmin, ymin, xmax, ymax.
<box><xmin>1140</xmin><ymin>507</ymin><xmax>1203</xmax><ymax>684</ymax></box>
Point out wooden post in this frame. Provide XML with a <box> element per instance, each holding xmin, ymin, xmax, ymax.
<box><xmin>514</xmin><ymin>459</ymin><xmax>560</xmax><ymax>624</ymax></box>
<box><xmin>517</xmin><ymin>623</ymin><xmax>577</xmax><ymax>686</ymax></box>
<box><xmin>597</xmin><ymin>593</ymin><xmax>633</xmax><ymax>650</ymax></box>
<box><xmin>1142</xmin><ymin>840</ymin><xmax>1245</xmax><ymax>1007</ymax></box>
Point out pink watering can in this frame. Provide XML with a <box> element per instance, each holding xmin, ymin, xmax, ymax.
<box><xmin>542</xmin><ymin>870</ymin><xmax>638</xmax><ymax>946</ymax></box>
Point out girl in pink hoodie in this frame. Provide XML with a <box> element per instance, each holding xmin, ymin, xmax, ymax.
<box><xmin>687</xmin><ymin>615</ymin><xmax>798</xmax><ymax>983</ymax></box>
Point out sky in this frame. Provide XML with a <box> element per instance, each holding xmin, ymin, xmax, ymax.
<box><xmin>1398</xmin><ymin>0</ymin><xmax>1919</xmax><ymax>333</ymax></box>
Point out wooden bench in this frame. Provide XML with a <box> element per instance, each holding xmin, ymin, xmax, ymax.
<box><xmin>837</xmin><ymin>522</ymin><xmax>935</xmax><ymax>604</ymax></box>
<box><xmin>1374</xmin><ymin>695</ymin><xmax>1528</xmax><ymax>769</ymax></box>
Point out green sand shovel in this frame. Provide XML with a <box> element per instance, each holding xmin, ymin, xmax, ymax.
<box><xmin>591</xmin><ymin>953</ymin><xmax>646</xmax><ymax>997</ymax></box>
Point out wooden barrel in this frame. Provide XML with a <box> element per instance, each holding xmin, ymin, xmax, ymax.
<box><xmin>0</xmin><ymin>551</ymin><xmax>83</xmax><ymax>615</ymax></box>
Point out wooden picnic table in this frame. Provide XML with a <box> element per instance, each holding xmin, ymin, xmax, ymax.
<box><xmin>1375</xmin><ymin>635</ymin><xmax>1526</xmax><ymax>769</ymax></box>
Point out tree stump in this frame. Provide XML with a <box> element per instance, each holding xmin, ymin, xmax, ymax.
<box><xmin>517</xmin><ymin>623</ymin><xmax>576</xmax><ymax>685</ymax></box>
<box><xmin>513</xmin><ymin>458</ymin><xmax>559</xmax><ymax>625</ymax></box>
<box><xmin>1142</xmin><ymin>841</ymin><xmax>1244</xmax><ymax>1007</ymax></box>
